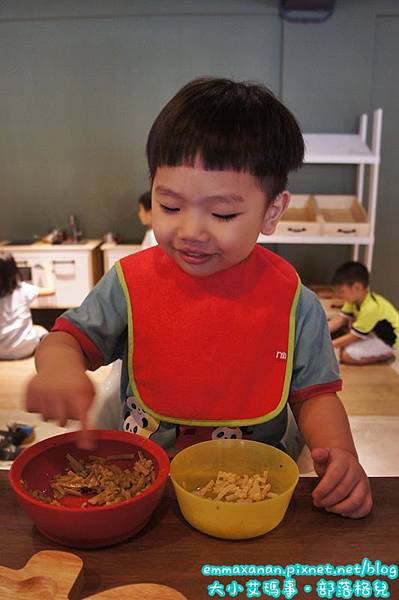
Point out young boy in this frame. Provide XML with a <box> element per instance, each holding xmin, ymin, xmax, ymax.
<box><xmin>137</xmin><ymin>191</ymin><xmax>157</xmax><ymax>250</ymax></box>
<box><xmin>329</xmin><ymin>261</ymin><xmax>399</xmax><ymax>365</ymax></box>
<box><xmin>26</xmin><ymin>77</ymin><xmax>372</xmax><ymax>518</ymax></box>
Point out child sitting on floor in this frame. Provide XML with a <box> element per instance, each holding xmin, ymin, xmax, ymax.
<box><xmin>329</xmin><ymin>261</ymin><xmax>399</xmax><ymax>365</ymax></box>
<box><xmin>0</xmin><ymin>252</ymin><xmax>48</xmax><ymax>360</ymax></box>
<box><xmin>137</xmin><ymin>191</ymin><xmax>157</xmax><ymax>250</ymax></box>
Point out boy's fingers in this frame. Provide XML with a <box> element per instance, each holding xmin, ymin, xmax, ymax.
<box><xmin>56</xmin><ymin>401</ymin><xmax>68</xmax><ymax>428</ymax></box>
<box><xmin>316</xmin><ymin>467</ymin><xmax>359</xmax><ymax>508</ymax></box>
<box><xmin>58</xmin><ymin>416</ymin><xmax>68</xmax><ymax>428</ymax></box>
<box><xmin>326</xmin><ymin>480</ymin><xmax>365</xmax><ymax>515</ymax></box>
<box><xmin>25</xmin><ymin>396</ymin><xmax>38</xmax><ymax>414</ymax></box>
<box><xmin>312</xmin><ymin>461</ymin><xmax>349</xmax><ymax>505</ymax></box>
<box><xmin>311</xmin><ymin>447</ymin><xmax>330</xmax><ymax>478</ymax></box>
<box><xmin>76</xmin><ymin>404</ymin><xmax>94</xmax><ymax>450</ymax></box>
<box><xmin>339</xmin><ymin>493</ymin><xmax>373</xmax><ymax>519</ymax></box>
<box><xmin>311</xmin><ymin>447</ymin><xmax>329</xmax><ymax>464</ymax></box>
<box><xmin>76</xmin><ymin>429</ymin><xmax>94</xmax><ymax>450</ymax></box>
<box><xmin>25</xmin><ymin>381</ymin><xmax>40</xmax><ymax>414</ymax></box>
<box><xmin>39</xmin><ymin>396</ymin><xmax>51</xmax><ymax>422</ymax></box>
<box><xmin>325</xmin><ymin>480</ymin><xmax>371</xmax><ymax>518</ymax></box>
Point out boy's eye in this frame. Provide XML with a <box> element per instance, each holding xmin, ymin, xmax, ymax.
<box><xmin>160</xmin><ymin>204</ymin><xmax>180</xmax><ymax>213</ymax></box>
<box><xmin>213</xmin><ymin>213</ymin><xmax>240</xmax><ymax>221</ymax></box>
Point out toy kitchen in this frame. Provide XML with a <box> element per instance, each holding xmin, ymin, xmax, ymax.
<box><xmin>0</xmin><ymin>216</ymin><xmax>103</xmax><ymax>308</ymax></box>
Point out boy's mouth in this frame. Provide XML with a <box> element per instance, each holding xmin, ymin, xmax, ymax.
<box><xmin>176</xmin><ymin>248</ymin><xmax>213</xmax><ymax>265</ymax></box>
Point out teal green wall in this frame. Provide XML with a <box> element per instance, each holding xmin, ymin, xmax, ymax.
<box><xmin>1</xmin><ymin>1</ymin><xmax>398</xmax><ymax>301</ymax></box>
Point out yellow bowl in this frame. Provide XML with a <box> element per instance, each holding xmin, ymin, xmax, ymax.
<box><xmin>170</xmin><ymin>439</ymin><xmax>299</xmax><ymax>539</ymax></box>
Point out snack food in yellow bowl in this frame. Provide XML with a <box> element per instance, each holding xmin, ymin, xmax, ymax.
<box><xmin>170</xmin><ymin>439</ymin><xmax>299</xmax><ymax>539</ymax></box>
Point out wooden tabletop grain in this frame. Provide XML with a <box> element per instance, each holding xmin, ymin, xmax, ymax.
<box><xmin>1</xmin><ymin>474</ymin><xmax>398</xmax><ymax>600</ymax></box>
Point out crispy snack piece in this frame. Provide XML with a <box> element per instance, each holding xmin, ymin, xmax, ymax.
<box><xmin>193</xmin><ymin>469</ymin><xmax>277</xmax><ymax>503</ymax></box>
<box><xmin>24</xmin><ymin>451</ymin><xmax>155</xmax><ymax>507</ymax></box>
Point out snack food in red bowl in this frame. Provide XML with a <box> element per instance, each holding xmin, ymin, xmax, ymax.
<box><xmin>8</xmin><ymin>429</ymin><xmax>170</xmax><ymax>548</ymax></box>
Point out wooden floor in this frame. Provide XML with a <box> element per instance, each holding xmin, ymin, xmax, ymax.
<box><xmin>339</xmin><ymin>361</ymin><xmax>399</xmax><ymax>416</ymax></box>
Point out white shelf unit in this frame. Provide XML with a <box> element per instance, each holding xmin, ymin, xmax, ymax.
<box><xmin>258</xmin><ymin>108</ymin><xmax>383</xmax><ymax>271</ymax></box>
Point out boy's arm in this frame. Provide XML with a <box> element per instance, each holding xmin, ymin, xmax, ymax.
<box><xmin>26</xmin><ymin>266</ymin><xmax>128</xmax><ymax>448</ymax></box>
<box><xmin>332</xmin><ymin>332</ymin><xmax>360</xmax><ymax>349</ymax></box>
<box><xmin>291</xmin><ymin>393</ymin><xmax>372</xmax><ymax>518</ymax></box>
<box><xmin>27</xmin><ymin>331</ymin><xmax>96</xmax><ymax>448</ymax></box>
<box><xmin>328</xmin><ymin>314</ymin><xmax>348</xmax><ymax>333</ymax></box>
<box><xmin>291</xmin><ymin>393</ymin><xmax>356</xmax><ymax>457</ymax></box>
<box><xmin>37</xmin><ymin>286</ymin><xmax>55</xmax><ymax>297</ymax></box>
<box><xmin>289</xmin><ymin>288</ymin><xmax>372</xmax><ymax>518</ymax></box>
<box><xmin>35</xmin><ymin>331</ymin><xmax>89</xmax><ymax>373</ymax></box>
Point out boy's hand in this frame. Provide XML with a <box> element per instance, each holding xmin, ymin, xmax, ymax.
<box><xmin>311</xmin><ymin>447</ymin><xmax>372</xmax><ymax>519</ymax></box>
<box><xmin>26</xmin><ymin>369</ymin><xmax>96</xmax><ymax>449</ymax></box>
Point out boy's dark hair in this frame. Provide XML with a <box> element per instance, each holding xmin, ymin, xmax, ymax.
<box><xmin>332</xmin><ymin>261</ymin><xmax>369</xmax><ymax>288</ymax></box>
<box><xmin>0</xmin><ymin>252</ymin><xmax>21</xmax><ymax>298</ymax></box>
<box><xmin>146</xmin><ymin>77</ymin><xmax>304</xmax><ymax>201</ymax></box>
<box><xmin>138</xmin><ymin>191</ymin><xmax>152</xmax><ymax>212</ymax></box>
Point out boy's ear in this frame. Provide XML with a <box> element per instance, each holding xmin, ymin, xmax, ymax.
<box><xmin>353</xmin><ymin>281</ymin><xmax>365</xmax><ymax>294</ymax></box>
<box><xmin>260</xmin><ymin>191</ymin><xmax>290</xmax><ymax>235</ymax></box>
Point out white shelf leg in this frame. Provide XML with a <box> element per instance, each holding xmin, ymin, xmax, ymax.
<box><xmin>356</xmin><ymin>114</ymin><xmax>368</xmax><ymax>204</ymax></box>
<box><xmin>364</xmin><ymin>108</ymin><xmax>383</xmax><ymax>273</ymax></box>
<box><xmin>352</xmin><ymin>245</ymin><xmax>360</xmax><ymax>261</ymax></box>
<box><xmin>353</xmin><ymin>114</ymin><xmax>368</xmax><ymax>263</ymax></box>
<box><xmin>364</xmin><ymin>243</ymin><xmax>374</xmax><ymax>272</ymax></box>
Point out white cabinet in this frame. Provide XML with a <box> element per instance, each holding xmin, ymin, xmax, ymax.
<box><xmin>258</xmin><ymin>109</ymin><xmax>383</xmax><ymax>271</ymax></box>
<box><xmin>101</xmin><ymin>243</ymin><xmax>142</xmax><ymax>272</ymax></box>
<box><xmin>50</xmin><ymin>249</ymin><xmax>100</xmax><ymax>307</ymax></box>
<box><xmin>1</xmin><ymin>240</ymin><xmax>102</xmax><ymax>308</ymax></box>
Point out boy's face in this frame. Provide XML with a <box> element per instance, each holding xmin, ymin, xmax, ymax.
<box><xmin>335</xmin><ymin>282</ymin><xmax>366</xmax><ymax>304</ymax></box>
<box><xmin>151</xmin><ymin>161</ymin><xmax>289</xmax><ymax>277</ymax></box>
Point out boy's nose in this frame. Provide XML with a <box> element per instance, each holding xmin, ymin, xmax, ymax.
<box><xmin>177</xmin><ymin>217</ymin><xmax>209</xmax><ymax>243</ymax></box>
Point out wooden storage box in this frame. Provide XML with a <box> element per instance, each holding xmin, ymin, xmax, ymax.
<box><xmin>314</xmin><ymin>195</ymin><xmax>370</xmax><ymax>237</ymax></box>
<box><xmin>276</xmin><ymin>194</ymin><xmax>320</xmax><ymax>236</ymax></box>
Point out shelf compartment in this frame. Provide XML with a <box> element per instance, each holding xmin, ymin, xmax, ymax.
<box><xmin>257</xmin><ymin>233</ymin><xmax>373</xmax><ymax>245</ymax></box>
<box><xmin>276</xmin><ymin>194</ymin><xmax>320</xmax><ymax>236</ymax></box>
<box><xmin>303</xmin><ymin>134</ymin><xmax>379</xmax><ymax>164</ymax></box>
<box><xmin>314</xmin><ymin>195</ymin><xmax>370</xmax><ymax>237</ymax></box>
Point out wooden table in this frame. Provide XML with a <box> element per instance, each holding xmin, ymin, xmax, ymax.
<box><xmin>1</xmin><ymin>474</ymin><xmax>398</xmax><ymax>599</ymax></box>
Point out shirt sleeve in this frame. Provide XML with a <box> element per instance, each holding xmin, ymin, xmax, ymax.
<box><xmin>51</xmin><ymin>266</ymin><xmax>128</xmax><ymax>370</ymax></box>
<box><xmin>289</xmin><ymin>286</ymin><xmax>342</xmax><ymax>405</ymax></box>
<box><xmin>141</xmin><ymin>229</ymin><xmax>158</xmax><ymax>250</ymax></box>
<box><xmin>340</xmin><ymin>301</ymin><xmax>354</xmax><ymax>318</ymax></box>
<box><xmin>22</xmin><ymin>281</ymin><xmax>39</xmax><ymax>304</ymax></box>
<box><xmin>351</xmin><ymin>302</ymin><xmax>379</xmax><ymax>338</ymax></box>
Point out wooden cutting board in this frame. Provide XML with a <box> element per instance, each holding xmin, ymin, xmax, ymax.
<box><xmin>0</xmin><ymin>551</ymin><xmax>83</xmax><ymax>599</ymax></box>
<box><xmin>0</xmin><ymin>551</ymin><xmax>188</xmax><ymax>599</ymax></box>
<box><xmin>85</xmin><ymin>584</ymin><xmax>188</xmax><ymax>599</ymax></box>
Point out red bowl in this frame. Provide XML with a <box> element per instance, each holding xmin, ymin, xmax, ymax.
<box><xmin>9</xmin><ymin>430</ymin><xmax>170</xmax><ymax>548</ymax></box>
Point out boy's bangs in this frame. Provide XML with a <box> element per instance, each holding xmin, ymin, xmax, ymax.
<box><xmin>148</xmin><ymin>106</ymin><xmax>290</xmax><ymax>181</ymax></box>
<box><xmin>146</xmin><ymin>78</ymin><xmax>305</xmax><ymax>198</ymax></box>
<box><xmin>155</xmin><ymin>127</ymin><xmax>270</xmax><ymax>178</ymax></box>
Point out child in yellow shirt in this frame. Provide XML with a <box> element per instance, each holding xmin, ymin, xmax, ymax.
<box><xmin>329</xmin><ymin>261</ymin><xmax>399</xmax><ymax>364</ymax></box>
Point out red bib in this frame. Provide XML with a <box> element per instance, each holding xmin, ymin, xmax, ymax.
<box><xmin>117</xmin><ymin>245</ymin><xmax>300</xmax><ymax>426</ymax></box>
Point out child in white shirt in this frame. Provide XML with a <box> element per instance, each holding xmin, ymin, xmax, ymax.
<box><xmin>0</xmin><ymin>252</ymin><xmax>48</xmax><ymax>360</ymax></box>
<box><xmin>137</xmin><ymin>191</ymin><xmax>157</xmax><ymax>250</ymax></box>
